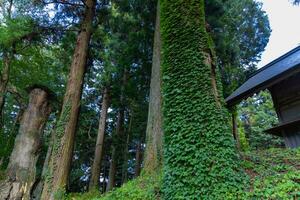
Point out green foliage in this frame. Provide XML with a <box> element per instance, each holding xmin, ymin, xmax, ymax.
<box><xmin>160</xmin><ymin>0</ymin><xmax>246</xmax><ymax>199</ymax></box>
<box><xmin>206</xmin><ymin>0</ymin><xmax>271</xmax><ymax>97</ymax></box>
<box><xmin>238</xmin><ymin>91</ymin><xmax>284</xmax><ymax>149</ymax></box>
<box><xmin>0</xmin><ymin>17</ymin><xmax>35</xmax><ymax>49</ymax></box>
<box><xmin>241</xmin><ymin>148</ymin><xmax>300</xmax><ymax>199</ymax></box>
<box><xmin>68</xmin><ymin>174</ymin><xmax>161</xmax><ymax>200</ymax></box>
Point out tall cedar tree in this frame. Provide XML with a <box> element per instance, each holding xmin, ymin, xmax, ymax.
<box><xmin>40</xmin><ymin>0</ymin><xmax>96</xmax><ymax>199</ymax></box>
<box><xmin>89</xmin><ymin>87</ymin><xmax>110</xmax><ymax>190</ymax></box>
<box><xmin>143</xmin><ymin>1</ymin><xmax>163</xmax><ymax>174</ymax></box>
<box><xmin>160</xmin><ymin>0</ymin><xmax>245</xmax><ymax>199</ymax></box>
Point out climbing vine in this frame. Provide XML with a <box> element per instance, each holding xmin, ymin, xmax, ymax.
<box><xmin>160</xmin><ymin>0</ymin><xmax>247</xmax><ymax>199</ymax></box>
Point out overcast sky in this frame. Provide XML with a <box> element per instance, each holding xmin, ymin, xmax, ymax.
<box><xmin>257</xmin><ymin>0</ymin><xmax>300</xmax><ymax>68</ymax></box>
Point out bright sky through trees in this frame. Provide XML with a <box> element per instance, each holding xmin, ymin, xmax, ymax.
<box><xmin>258</xmin><ymin>0</ymin><xmax>300</xmax><ymax>68</ymax></box>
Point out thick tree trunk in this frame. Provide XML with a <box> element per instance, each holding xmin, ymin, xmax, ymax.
<box><xmin>41</xmin><ymin>0</ymin><xmax>96</xmax><ymax>199</ymax></box>
<box><xmin>161</xmin><ymin>0</ymin><xmax>244</xmax><ymax>198</ymax></box>
<box><xmin>89</xmin><ymin>87</ymin><xmax>110</xmax><ymax>191</ymax></box>
<box><xmin>0</xmin><ymin>87</ymin><xmax>51</xmax><ymax>200</ymax></box>
<box><xmin>143</xmin><ymin>2</ymin><xmax>163</xmax><ymax>174</ymax></box>
<box><xmin>106</xmin><ymin>109</ymin><xmax>124</xmax><ymax>192</ymax></box>
<box><xmin>134</xmin><ymin>141</ymin><xmax>142</xmax><ymax>178</ymax></box>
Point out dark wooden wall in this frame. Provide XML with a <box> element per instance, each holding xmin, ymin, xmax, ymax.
<box><xmin>270</xmin><ymin>72</ymin><xmax>300</xmax><ymax>148</ymax></box>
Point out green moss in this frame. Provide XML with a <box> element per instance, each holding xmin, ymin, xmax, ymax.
<box><xmin>160</xmin><ymin>0</ymin><xmax>246</xmax><ymax>199</ymax></box>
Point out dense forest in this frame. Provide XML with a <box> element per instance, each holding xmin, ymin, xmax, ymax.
<box><xmin>0</xmin><ymin>0</ymin><xmax>299</xmax><ymax>199</ymax></box>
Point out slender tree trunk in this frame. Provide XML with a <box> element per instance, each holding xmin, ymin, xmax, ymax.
<box><xmin>106</xmin><ymin>69</ymin><xmax>127</xmax><ymax>191</ymax></box>
<box><xmin>143</xmin><ymin>2</ymin><xmax>163</xmax><ymax>174</ymax></box>
<box><xmin>106</xmin><ymin>108</ymin><xmax>124</xmax><ymax>192</ymax></box>
<box><xmin>0</xmin><ymin>87</ymin><xmax>51</xmax><ymax>200</ymax></box>
<box><xmin>41</xmin><ymin>0</ymin><xmax>96</xmax><ymax>199</ymax></box>
<box><xmin>121</xmin><ymin>113</ymin><xmax>132</xmax><ymax>184</ymax></box>
<box><xmin>0</xmin><ymin>53</ymin><xmax>11</xmax><ymax>124</ymax></box>
<box><xmin>0</xmin><ymin>0</ymin><xmax>13</xmax><ymax>125</ymax></box>
<box><xmin>89</xmin><ymin>87</ymin><xmax>110</xmax><ymax>191</ymax></box>
<box><xmin>232</xmin><ymin>110</ymin><xmax>241</xmax><ymax>151</ymax></box>
<box><xmin>134</xmin><ymin>141</ymin><xmax>142</xmax><ymax>178</ymax></box>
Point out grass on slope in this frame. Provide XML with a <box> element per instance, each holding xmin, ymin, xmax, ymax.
<box><xmin>69</xmin><ymin>148</ymin><xmax>299</xmax><ymax>200</ymax></box>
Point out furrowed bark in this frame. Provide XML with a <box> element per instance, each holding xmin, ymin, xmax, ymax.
<box><xmin>89</xmin><ymin>87</ymin><xmax>110</xmax><ymax>191</ymax></box>
<box><xmin>41</xmin><ymin>0</ymin><xmax>96</xmax><ymax>199</ymax></box>
<box><xmin>0</xmin><ymin>87</ymin><xmax>51</xmax><ymax>200</ymax></box>
<box><xmin>143</xmin><ymin>2</ymin><xmax>163</xmax><ymax>174</ymax></box>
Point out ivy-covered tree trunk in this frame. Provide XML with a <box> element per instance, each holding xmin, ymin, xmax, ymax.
<box><xmin>89</xmin><ymin>87</ymin><xmax>110</xmax><ymax>191</ymax></box>
<box><xmin>0</xmin><ymin>87</ymin><xmax>51</xmax><ymax>200</ymax></box>
<box><xmin>143</xmin><ymin>2</ymin><xmax>163</xmax><ymax>174</ymax></box>
<box><xmin>106</xmin><ymin>108</ymin><xmax>124</xmax><ymax>192</ymax></box>
<box><xmin>160</xmin><ymin>0</ymin><xmax>244</xmax><ymax>199</ymax></box>
<box><xmin>41</xmin><ymin>0</ymin><xmax>96</xmax><ymax>199</ymax></box>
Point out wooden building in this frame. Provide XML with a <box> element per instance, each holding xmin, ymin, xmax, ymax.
<box><xmin>226</xmin><ymin>46</ymin><xmax>300</xmax><ymax>148</ymax></box>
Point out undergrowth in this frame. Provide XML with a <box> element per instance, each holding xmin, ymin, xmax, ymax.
<box><xmin>69</xmin><ymin>148</ymin><xmax>299</xmax><ymax>200</ymax></box>
<box><xmin>67</xmin><ymin>173</ymin><xmax>161</xmax><ymax>200</ymax></box>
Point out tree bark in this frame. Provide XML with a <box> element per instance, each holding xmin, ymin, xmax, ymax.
<box><xmin>134</xmin><ymin>141</ymin><xmax>142</xmax><ymax>178</ymax></box>
<box><xmin>0</xmin><ymin>0</ymin><xmax>13</xmax><ymax>125</ymax></box>
<box><xmin>143</xmin><ymin>2</ymin><xmax>163</xmax><ymax>174</ymax></box>
<box><xmin>89</xmin><ymin>87</ymin><xmax>110</xmax><ymax>191</ymax></box>
<box><xmin>121</xmin><ymin>112</ymin><xmax>134</xmax><ymax>184</ymax></box>
<box><xmin>40</xmin><ymin>0</ymin><xmax>96</xmax><ymax>199</ymax></box>
<box><xmin>106</xmin><ymin>108</ymin><xmax>124</xmax><ymax>192</ymax></box>
<box><xmin>0</xmin><ymin>53</ymin><xmax>11</xmax><ymax>125</ymax></box>
<box><xmin>0</xmin><ymin>87</ymin><xmax>51</xmax><ymax>200</ymax></box>
<box><xmin>232</xmin><ymin>110</ymin><xmax>241</xmax><ymax>151</ymax></box>
<box><xmin>106</xmin><ymin>69</ymin><xmax>127</xmax><ymax>192</ymax></box>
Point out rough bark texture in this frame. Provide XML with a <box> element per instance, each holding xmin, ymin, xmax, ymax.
<box><xmin>89</xmin><ymin>87</ymin><xmax>110</xmax><ymax>190</ymax></box>
<box><xmin>40</xmin><ymin>0</ymin><xmax>96</xmax><ymax>199</ymax></box>
<box><xmin>143</xmin><ymin>3</ymin><xmax>163</xmax><ymax>174</ymax></box>
<box><xmin>106</xmin><ymin>108</ymin><xmax>124</xmax><ymax>192</ymax></box>
<box><xmin>0</xmin><ymin>88</ymin><xmax>51</xmax><ymax>200</ymax></box>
